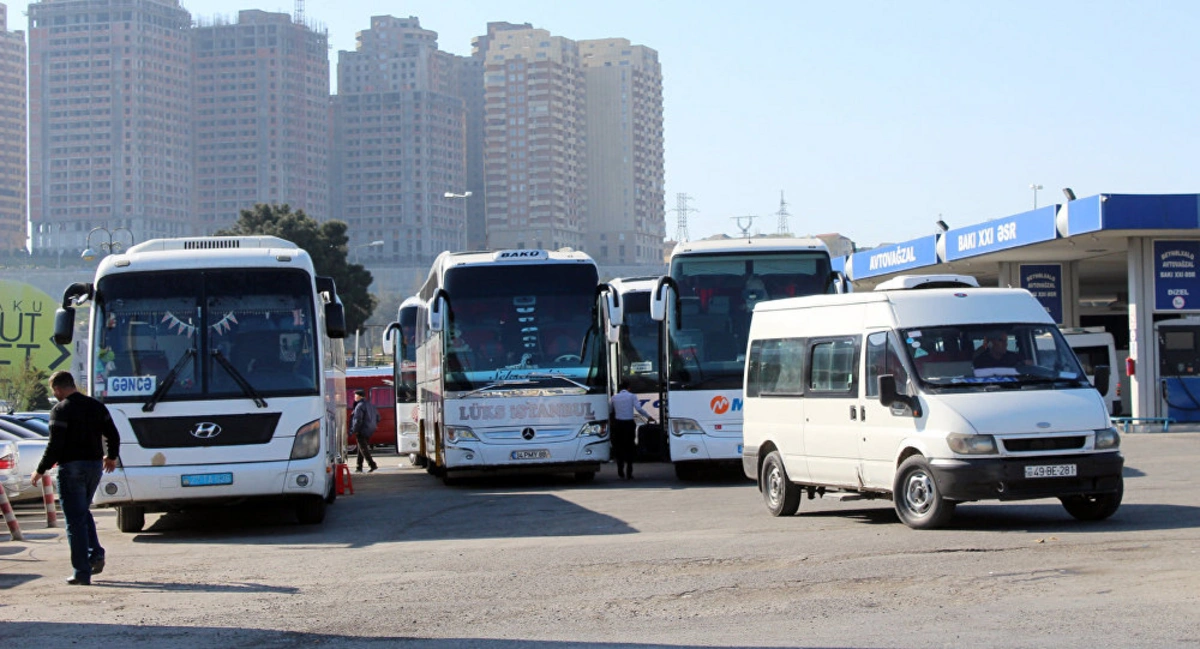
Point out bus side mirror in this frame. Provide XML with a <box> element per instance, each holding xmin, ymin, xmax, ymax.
<box><xmin>324</xmin><ymin>302</ymin><xmax>347</xmax><ymax>339</ymax></box>
<box><xmin>1093</xmin><ymin>365</ymin><xmax>1111</xmax><ymax>397</ymax></box>
<box><xmin>827</xmin><ymin>271</ymin><xmax>851</xmax><ymax>294</ymax></box>
<box><xmin>383</xmin><ymin>322</ymin><xmax>399</xmax><ymax>348</ymax></box>
<box><xmin>650</xmin><ymin>277</ymin><xmax>672</xmax><ymax>322</ymax></box>
<box><xmin>878</xmin><ymin>374</ymin><xmax>920</xmax><ymax>417</ymax></box>
<box><xmin>53</xmin><ymin>307</ymin><xmax>76</xmax><ymax>345</ymax></box>
<box><xmin>604</xmin><ymin>289</ymin><xmax>622</xmax><ymax>344</ymax></box>
<box><xmin>428</xmin><ymin>290</ymin><xmax>448</xmax><ymax>332</ymax></box>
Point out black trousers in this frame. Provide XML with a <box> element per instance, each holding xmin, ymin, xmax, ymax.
<box><xmin>355</xmin><ymin>433</ymin><xmax>377</xmax><ymax>470</ymax></box>
<box><xmin>611</xmin><ymin>419</ymin><xmax>637</xmax><ymax>474</ymax></box>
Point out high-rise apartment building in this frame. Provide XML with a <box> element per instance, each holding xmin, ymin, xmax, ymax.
<box><xmin>580</xmin><ymin>39</ymin><xmax>664</xmax><ymax>266</ymax></box>
<box><xmin>0</xmin><ymin>3</ymin><xmax>26</xmax><ymax>251</ymax></box>
<box><xmin>332</xmin><ymin>15</ymin><xmax>467</xmax><ymax>264</ymax></box>
<box><xmin>193</xmin><ymin>11</ymin><xmax>330</xmax><ymax>233</ymax></box>
<box><xmin>28</xmin><ymin>0</ymin><xmax>194</xmax><ymax>254</ymax></box>
<box><xmin>477</xmin><ymin>23</ymin><xmax>587</xmax><ymax>252</ymax></box>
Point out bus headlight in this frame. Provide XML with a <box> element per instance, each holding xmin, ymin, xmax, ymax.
<box><xmin>947</xmin><ymin>432</ymin><xmax>997</xmax><ymax>455</ymax></box>
<box><xmin>446</xmin><ymin>426</ymin><xmax>478</xmax><ymax>442</ymax></box>
<box><xmin>1095</xmin><ymin>427</ymin><xmax>1121</xmax><ymax>450</ymax></box>
<box><xmin>579</xmin><ymin>421</ymin><xmax>608</xmax><ymax>438</ymax></box>
<box><xmin>670</xmin><ymin>418</ymin><xmax>704</xmax><ymax>437</ymax></box>
<box><xmin>290</xmin><ymin>419</ymin><xmax>322</xmax><ymax>460</ymax></box>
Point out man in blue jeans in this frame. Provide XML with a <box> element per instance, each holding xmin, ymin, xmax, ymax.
<box><xmin>31</xmin><ymin>371</ymin><xmax>120</xmax><ymax>586</ymax></box>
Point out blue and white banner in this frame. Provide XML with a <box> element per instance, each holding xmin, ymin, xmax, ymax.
<box><xmin>1019</xmin><ymin>264</ymin><xmax>1063</xmax><ymax>324</ymax></box>
<box><xmin>848</xmin><ymin>235</ymin><xmax>938</xmax><ymax>280</ymax></box>
<box><xmin>1154</xmin><ymin>240</ymin><xmax>1200</xmax><ymax>311</ymax></box>
<box><xmin>943</xmin><ymin>207</ymin><xmax>1058</xmax><ymax>261</ymax></box>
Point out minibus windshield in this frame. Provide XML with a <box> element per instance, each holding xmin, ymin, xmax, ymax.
<box><xmin>900</xmin><ymin>323</ymin><xmax>1092</xmax><ymax>391</ymax></box>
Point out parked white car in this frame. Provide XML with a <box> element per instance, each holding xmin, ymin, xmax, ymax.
<box><xmin>1</xmin><ymin>441</ymin><xmax>20</xmax><ymax>498</ymax></box>
<box><xmin>0</xmin><ymin>426</ymin><xmax>50</xmax><ymax>502</ymax></box>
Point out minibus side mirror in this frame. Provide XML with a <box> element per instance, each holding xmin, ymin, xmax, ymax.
<box><xmin>878</xmin><ymin>375</ymin><xmax>921</xmax><ymax>417</ymax></box>
<box><xmin>1093</xmin><ymin>365</ymin><xmax>1111</xmax><ymax>397</ymax></box>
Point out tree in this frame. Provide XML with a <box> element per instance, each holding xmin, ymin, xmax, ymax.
<box><xmin>0</xmin><ymin>358</ymin><xmax>51</xmax><ymax>412</ymax></box>
<box><xmin>216</xmin><ymin>204</ymin><xmax>377</xmax><ymax>332</ymax></box>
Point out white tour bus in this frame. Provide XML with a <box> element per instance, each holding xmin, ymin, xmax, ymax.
<box><xmin>385</xmin><ymin>295</ymin><xmax>423</xmax><ymax>464</ymax></box>
<box><xmin>648</xmin><ymin>237</ymin><xmax>842</xmax><ymax>479</ymax></box>
<box><xmin>742</xmin><ymin>287</ymin><xmax>1122</xmax><ymax>529</ymax></box>
<box><xmin>601</xmin><ymin>276</ymin><xmax>667</xmax><ymax>460</ymax></box>
<box><xmin>416</xmin><ymin>249</ymin><xmax>610</xmax><ymax>483</ymax></box>
<box><xmin>52</xmin><ymin>236</ymin><xmax>348</xmax><ymax>532</ymax></box>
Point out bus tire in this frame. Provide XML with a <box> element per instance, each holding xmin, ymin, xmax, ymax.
<box><xmin>116</xmin><ymin>505</ymin><xmax>145</xmax><ymax>533</ymax></box>
<box><xmin>761</xmin><ymin>451</ymin><xmax>800</xmax><ymax>517</ymax></box>
<box><xmin>674</xmin><ymin>462</ymin><xmax>696</xmax><ymax>481</ymax></box>
<box><xmin>574</xmin><ymin>470</ymin><xmax>596</xmax><ymax>483</ymax></box>
<box><xmin>408</xmin><ymin>453</ymin><xmax>427</xmax><ymax>467</ymax></box>
<box><xmin>324</xmin><ymin>476</ymin><xmax>337</xmax><ymax>505</ymax></box>
<box><xmin>296</xmin><ymin>496</ymin><xmax>327</xmax><ymax>525</ymax></box>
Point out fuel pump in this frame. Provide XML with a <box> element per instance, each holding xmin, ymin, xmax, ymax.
<box><xmin>1155</xmin><ymin>317</ymin><xmax>1200</xmax><ymax>423</ymax></box>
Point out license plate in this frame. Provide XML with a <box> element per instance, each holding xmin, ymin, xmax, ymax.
<box><xmin>511</xmin><ymin>449</ymin><xmax>550</xmax><ymax>460</ymax></box>
<box><xmin>181</xmin><ymin>472</ymin><xmax>233</xmax><ymax>487</ymax></box>
<box><xmin>737</xmin><ymin>444</ymin><xmax>744</xmax><ymax>454</ymax></box>
<box><xmin>1024</xmin><ymin>464</ymin><xmax>1077</xmax><ymax>479</ymax></box>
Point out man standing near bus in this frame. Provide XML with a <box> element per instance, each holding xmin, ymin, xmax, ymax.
<box><xmin>31</xmin><ymin>371</ymin><xmax>120</xmax><ymax>585</ymax></box>
<box><xmin>610</xmin><ymin>380</ymin><xmax>654</xmax><ymax>480</ymax></box>
<box><xmin>351</xmin><ymin>389</ymin><xmax>380</xmax><ymax>473</ymax></box>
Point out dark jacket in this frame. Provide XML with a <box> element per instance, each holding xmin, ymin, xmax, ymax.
<box><xmin>351</xmin><ymin>399</ymin><xmax>379</xmax><ymax>439</ymax></box>
<box><xmin>37</xmin><ymin>391</ymin><xmax>121</xmax><ymax>474</ymax></box>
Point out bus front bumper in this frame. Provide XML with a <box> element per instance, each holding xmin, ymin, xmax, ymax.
<box><xmin>93</xmin><ymin>457</ymin><xmax>329</xmax><ymax>510</ymax></box>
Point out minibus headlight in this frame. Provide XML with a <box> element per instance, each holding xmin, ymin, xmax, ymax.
<box><xmin>670</xmin><ymin>418</ymin><xmax>704</xmax><ymax>436</ymax></box>
<box><xmin>947</xmin><ymin>432</ymin><xmax>997</xmax><ymax>455</ymax></box>
<box><xmin>290</xmin><ymin>419</ymin><xmax>322</xmax><ymax>460</ymax></box>
<box><xmin>446</xmin><ymin>425</ymin><xmax>478</xmax><ymax>442</ymax></box>
<box><xmin>579</xmin><ymin>421</ymin><xmax>608</xmax><ymax>437</ymax></box>
<box><xmin>1095</xmin><ymin>426</ymin><xmax>1121</xmax><ymax>450</ymax></box>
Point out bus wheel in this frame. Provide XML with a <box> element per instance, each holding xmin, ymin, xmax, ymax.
<box><xmin>324</xmin><ymin>476</ymin><xmax>337</xmax><ymax>505</ymax></box>
<box><xmin>761</xmin><ymin>451</ymin><xmax>800</xmax><ymax>516</ymax></box>
<box><xmin>116</xmin><ymin>505</ymin><xmax>145</xmax><ymax>533</ymax></box>
<box><xmin>408</xmin><ymin>453</ymin><xmax>427</xmax><ymax>467</ymax></box>
<box><xmin>1061</xmin><ymin>479</ymin><xmax>1123</xmax><ymax>521</ymax></box>
<box><xmin>574</xmin><ymin>471</ymin><xmax>596</xmax><ymax>483</ymax></box>
<box><xmin>296</xmin><ymin>496</ymin><xmax>327</xmax><ymax>525</ymax></box>
<box><xmin>674</xmin><ymin>462</ymin><xmax>696</xmax><ymax>481</ymax></box>
<box><xmin>893</xmin><ymin>456</ymin><xmax>956</xmax><ymax>529</ymax></box>
<box><xmin>442</xmin><ymin>472</ymin><xmax>461</xmax><ymax>486</ymax></box>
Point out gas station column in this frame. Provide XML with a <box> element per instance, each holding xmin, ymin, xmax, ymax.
<box><xmin>1127</xmin><ymin>237</ymin><xmax>1157</xmax><ymax>419</ymax></box>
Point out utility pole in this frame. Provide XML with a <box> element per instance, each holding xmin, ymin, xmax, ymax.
<box><xmin>673</xmin><ymin>193</ymin><xmax>697</xmax><ymax>242</ymax></box>
<box><xmin>776</xmin><ymin>190</ymin><xmax>791</xmax><ymax>235</ymax></box>
<box><xmin>731</xmin><ymin>215</ymin><xmax>757</xmax><ymax>238</ymax></box>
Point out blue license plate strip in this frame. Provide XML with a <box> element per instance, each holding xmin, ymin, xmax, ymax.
<box><xmin>181</xmin><ymin>472</ymin><xmax>233</xmax><ymax>487</ymax></box>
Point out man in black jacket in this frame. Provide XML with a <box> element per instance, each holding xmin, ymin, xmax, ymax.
<box><xmin>31</xmin><ymin>371</ymin><xmax>120</xmax><ymax>586</ymax></box>
<box><xmin>351</xmin><ymin>389</ymin><xmax>379</xmax><ymax>473</ymax></box>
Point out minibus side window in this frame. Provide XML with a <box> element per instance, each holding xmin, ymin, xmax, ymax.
<box><xmin>747</xmin><ymin>338</ymin><xmax>806</xmax><ymax>397</ymax></box>
<box><xmin>808</xmin><ymin>336</ymin><xmax>860</xmax><ymax>396</ymax></box>
<box><xmin>865</xmin><ymin>332</ymin><xmax>910</xmax><ymax>398</ymax></box>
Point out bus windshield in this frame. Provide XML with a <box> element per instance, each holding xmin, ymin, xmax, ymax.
<box><xmin>618</xmin><ymin>291</ymin><xmax>660</xmax><ymax>394</ymax></box>
<box><xmin>442</xmin><ymin>263</ymin><xmax>603</xmax><ymax>393</ymax></box>
<box><xmin>396</xmin><ymin>304</ymin><xmax>418</xmax><ymax>402</ymax></box>
<box><xmin>668</xmin><ymin>250</ymin><xmax>832</xmax><ymax>389</ymax></box>
<box><xmin>93</xmin><ymin>269</ymin><xmax>319</xmax><ymax>403</ymax></box>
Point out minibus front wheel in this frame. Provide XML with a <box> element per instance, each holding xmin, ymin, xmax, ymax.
<box><xmin>761</xmin><ymin>451</ymin><xmax>800</xmax><ymax>516</ymax></box>
<box><xmin>894</xmin><ymin>456</ymin><xmax>956</xmax><ymax>529</ymax></box>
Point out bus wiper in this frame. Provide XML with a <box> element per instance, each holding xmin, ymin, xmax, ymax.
<box><xmin>524</xmin><ymin>372</ymin><xmax>589</xmax><ymax>390</ymax></box>
<box><xmin>211</xmin><ymin>349</ymin><xmax>268</xmax><ymax>408</ymax></box>
<box><xmin>460</xmin><ymin>379</ymin><xmax>534</xmax><ymax>398</ymax></box>
<box><xmin>142</xmin><ymin>348</ymin><xmax>196</xmax><ymax>412</ymax></box>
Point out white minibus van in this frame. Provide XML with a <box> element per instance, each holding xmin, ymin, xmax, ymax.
<box><xmin>742</xmin><ymin>287</ymin><xmax>1123</xmax><ymax>529</ymax></box>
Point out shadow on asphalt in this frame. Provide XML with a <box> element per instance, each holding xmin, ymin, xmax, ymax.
<box><xmin>0</xmin><ymin>622</ymin><xmax>876</xmax><ymax>649</ymax></box>
<box><xmin>799</xmin><ymin>501</ymin><xmax>1200</xmax><ymax>533</ymax></box>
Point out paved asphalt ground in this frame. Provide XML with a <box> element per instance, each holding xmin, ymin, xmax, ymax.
<box><xmin>2</xmin><ymin>432</ymin><xmax>1199</xmax><ymax>648</ymax></box>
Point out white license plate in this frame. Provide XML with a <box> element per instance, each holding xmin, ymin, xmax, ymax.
<box><xmin>511</xmin><ymin>449</ymin><xmax>550</xmax><ymax>460</ymax></box>
<box><xmin>1024</xmin><ymin>464</ymin><xmax>1077</xmax><ymax>479</ymax></box>
<box><xmin>181</xmin><ymin>472</ymin><xmax>233</xmax><ymax>487</ymax></box>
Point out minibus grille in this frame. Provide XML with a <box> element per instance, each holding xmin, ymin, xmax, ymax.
<box><xmin>1002</xmin><ymin>436</ymin><xmax>1086</xmax><ymax>452</ymax></box>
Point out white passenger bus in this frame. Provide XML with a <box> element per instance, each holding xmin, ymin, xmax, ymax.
<box><xmin>601</xmin><ymin>276</ymin><xmax>667</xmax><ymax>460</ymax></box>
<box><xmin>385</xmin><ymin>295</ymin><xmax>423</xmax><ymax>464</ymax></box>
<box><xmin>649</xmin><ymin>237</ymin><xmax>842</xmax><ymax>479</ymax></box>
<box><xmin>417</xmin><ymin>249</ymin><xmax>610</xmax><ymax>483</ymax></box>
<box><xmin>52</xmin><ymin>236</ymin><xmax>348</xmax><ymax>532</ymax></box>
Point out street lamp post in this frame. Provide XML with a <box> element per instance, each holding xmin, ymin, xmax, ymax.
<box><xmin>352</xmin><ymin>240</ymin><xmax>384</xmax><ymax>263</ymax></box>
<box><xmin>81</xmin><ymin>227</ymin><xmax>135</xmax><ymax>262</ymax></box>
<box><xmin>1030</xmin><ymin>183</ymin><xmax>1043</xmax><ymax>210</ymax></box>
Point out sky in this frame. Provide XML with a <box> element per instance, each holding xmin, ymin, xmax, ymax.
<box><xmin>4</xmin><ymin>0</ymin><xmax>1199</xmax><ymax>247</ymax></box>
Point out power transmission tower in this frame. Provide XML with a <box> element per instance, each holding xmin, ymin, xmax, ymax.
<box><xmin>294</xmin><ymin>0</ymin><xmax>304</xmax><ymax>23</ymax></box>
<box><xmin>673</xmin><ymin>193</ymin><xmax>697</xmax><ymax>242</ymax></box>
<box><xmin>731</xmin><ymin>215</ymin><xmax>757</xmax><ymax>237</ymax></box>
<box><xmin>776</xmin><ymin>190</ymin><xmax>791</xmax><ymax>235</ymax></box>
